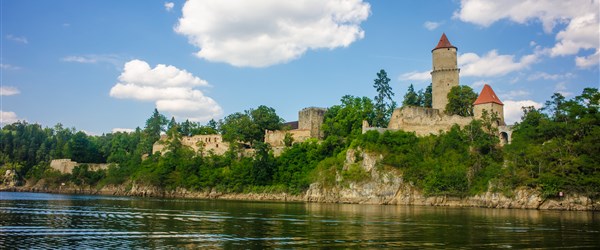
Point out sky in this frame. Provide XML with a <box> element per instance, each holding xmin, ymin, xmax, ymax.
<box><xmin>1</xmin><ymin>0</ymin><xmax>599</xmax><ymax>134</ymax></box>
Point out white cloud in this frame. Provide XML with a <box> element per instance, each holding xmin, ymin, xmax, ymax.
<box><xmin>575</xmin><ymin>49</ymin><xmax>600</xmax><ymax>68</ymax></box>
<box><xmin>0</xmin><ymin>86</ymin><xmax>20</xmax><ymax>96</ymax></box>
<box><xmin>62</xmin><ymin>56</ymin><xmax>97</xmax><ymax>63</ymax></box>
<box><xmin>112</xmin><ymin>128</ymin><xmax>136</xmax><ymax>133</ymax></box>
<box><xmin>0</xmin><ymin>63</ymin><xmax>21</xmax><ymax>70</ymax></box>
<box><xmin>470</xmin><ymin>80</ymin><xmax>487</xmax><ymax>88</ymax></box>
<box><xmin>500</xmin><ymin>90</ymin><xmax>529</xmax><ymax>100</ymax></box>
<box><xmin>458</xmin><ymin>50</ymin><xmax>538</xmax><ymax>77</ymax></box>
<box><xmin>503</xmin><ymin>100</ymin><xmax>543</xmax><ymax>125</ymax></box>
<box><xmin>110</xmin><ymin>59</ymin><xmax>222</xmax><ymax>122</ymax></box>
<box><xmin>399</xmin><ymin>71</ymin><xmax>430</xmax><ymax>81</ymax></box>
<box><xmin>424</xmin><ymin>21</ymin><xmax>441</xmax><ymax>30</ymax></box>
<box><xmin>175</xmin><ymin>0</ymin><xmax>370</xmax><ymax>67</ymax></box>
<box><xmin>164</xmin><ymin>2</ymin><xmax>174</xmax><ymax>11</ymax></box>
<box><xmin>0</xmin><ymin>111</ymin><xmax>21</xmax><ymax>125</ymax></box>
<box><xmin>554</xmin><ymin>82</ymin><xmax>574</xmax><ymax>97</ymax></box>
<box><xmin>61</xmin><ymin>54</ymin><xmax>123</xmax><ymax>67</ymax></box>
<box><xmin>454</xmin><ymin>0</ymin><xmax>600</xmax><ymax>69</ymax></box>
<box><xmin>527</xmin><ymin>71</ymin><xmax>574</xmax><ymax>81</ymax></box>
<box><xmin>6</xmin><ymin>34</ymin><xmax>28</xmax><ymax>44</ymax></box>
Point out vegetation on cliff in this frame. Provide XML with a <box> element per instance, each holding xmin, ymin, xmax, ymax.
<box><xmin>1</xmin><ymin>87</ymin><xmax>598</xmax><ymax>198</ymax></box>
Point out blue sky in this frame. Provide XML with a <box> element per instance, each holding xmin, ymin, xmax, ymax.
<box><xmin>2</xmin><ymin>0</ymin><xmax>598</xmax><ymax>134</ymax></box>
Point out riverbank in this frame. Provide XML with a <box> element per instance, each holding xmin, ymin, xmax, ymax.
<box><xmin>2</xmin><ymin>178</ymin><xmax>598</xmax><ymax>211</ymax></box>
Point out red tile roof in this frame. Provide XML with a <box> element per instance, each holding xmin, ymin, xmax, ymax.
<box><xmin>433</xmin><ymin>33</ymin><xmax>457</xmax><ymax>51</ymax></box>
<box><xmin>474</xmin><ymin>84</ymin><xmax>503</xmax><ymax>105</ymax></box>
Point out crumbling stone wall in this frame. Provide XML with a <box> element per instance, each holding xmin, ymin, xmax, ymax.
<box><xmin>387</xmin><ymin>106</ymin><xmax>472</xmax><ymax>136</ymax></box>
<box><xmin>152</xmin><ymin>134</ymin><xmax>230</xmax><ymax>156</ymax></box>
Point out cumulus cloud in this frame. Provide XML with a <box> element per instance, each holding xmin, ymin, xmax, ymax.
<box><xmin>0</xmin><ymin>111</ymin><xmax>21</xmax><ymax>125</ymax></box>
<box><xmin>503</xmin><ymin>100</ymin><xmax>542</xmax><ymax>125</ymax></box>
<box><xmin>164</xmin><ymin>2</ymin><xmax>174</xmax><ymax>11</ymax></box>
<box><xmin>175</xmin><ymin>0</ymin><xmax>370</xmax><ymax>67</ymax></box>
<box><xmin>0</xmin><ymin>86</ymin><xmax>20</xmax><ymax>96</ymax></box>
<box><xmin>575</xmin><ymin>49</ymin><xmax>600</xmax><ymax>68</ymax></box>
<box><xmin>399</xmin><ymin>71</ymin><xmax>430</xmax><ymax>81</ymax></box>
<box><xmin>6</xmin><ymin>34</ymin><xmax>28</xmax><ymax>44</ymax></box>
<box><xmin>424</xmin><ymin>21</ymin><xmax>441</xmax><ymax>30</ymax></box>
<box><xmin>454</xmin><ymin>0</ymin><xmax>600</xmax><ymax>68</ymax></box>
<box><xmin>110</xmin><ymin>59</ymin><xmax>222</xmax><ymax>122</ymax></box>
<box><xmin>458</xmin><ymin>50</ymin><xmax>538</xmax><ymax>77</ymax></box>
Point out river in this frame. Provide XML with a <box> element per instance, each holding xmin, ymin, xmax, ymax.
<box><xmin>0</xmin><ymin>192</ymin><xmax>598</xmax><ymax>248</ymax></box>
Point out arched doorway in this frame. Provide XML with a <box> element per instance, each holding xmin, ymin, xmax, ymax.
<box><xmin>500</xmin><ymin>132</ymin><xmax>509</xmax><ymax>145</ymax></box>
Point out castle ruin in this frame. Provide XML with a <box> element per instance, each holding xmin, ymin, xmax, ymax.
<box><xmin>49</xmin><ymin>159</ymin><xmax>110</xmax><ymax>174</ymax></box>
<box><xmin>375</xmin><ymin>33</ymin><xmax>512</xmax><ymax>144</ymax></box>
<box><xmin>265</xmin><ymin>107</ymin><xmax>326</xmax><ymax>155</ymax></box>
<box><xmin>152</xmin><ymin>134</ymin><xmax>230</xmax><ymax>156</ymax></box>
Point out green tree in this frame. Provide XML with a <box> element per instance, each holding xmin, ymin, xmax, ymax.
<box><xmin>402</xmin><ymin>84</ymin><xmax>420</xmax><ymax>107</ymax></box>
<box><xmin>220</xmin><ymin>105</ymin><xmax>283</xmax><ymax>147</ymax></box>
<box><xmin>372</xmin><ymin>69</ymin><xmax>396</xmax><ymax>127</ymax></box>
<box><xmin>423</xmin><ymin>83</ymin><xmax>433</xmax><ymax>108</ymax></box>
<box><xmin>322</xmin><ymin>95</ymin><xmax>375</xmax><ymax>140</ymax></box>
<box><xmin>141</xmin><ymin>109</ymin><xmax>167</xmax><ymax>154</ymax></box>
<box><xmin>446</xmin><ymin>85</ymin><xmax>478</xmax><ymax>116</ymax></box>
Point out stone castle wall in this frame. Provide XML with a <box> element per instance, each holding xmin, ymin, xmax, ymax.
<box><xmin>264</xmin><ymin>129</ymin><xmax>311</xmax><ymax>148</ymax></box>
<box><xmin>50</xmin><ymin>159</ymin><xmax>110</xmax><ymax>174</ymax></box>
<box><xmin>152</xmin><ymin>134</ymin><xmax>230</xmax><ymax>156</ymax></box>
<box><xmin>387</xmin><ymin>106</ymin><xmax>473</xmax><ymax>136</ymax></box>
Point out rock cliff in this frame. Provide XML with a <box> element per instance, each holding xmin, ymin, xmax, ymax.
<box><xmin>304</xmin><ymin>149</ymin><xmax>598</xmax><ymax>211</ymax></box>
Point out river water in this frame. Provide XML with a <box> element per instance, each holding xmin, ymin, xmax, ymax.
<box><xmin>0</xmin><ymin>192</ymin><xmax>598</xmax><ymax>249</ymax></box>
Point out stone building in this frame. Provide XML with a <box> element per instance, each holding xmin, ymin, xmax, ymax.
<box><xmin>152</xmin><ymin>134</ymin><xmax>230</xmax><ymax>156</ymax></box>
<box><xmin>265</xmin><ymin>107</ymin><xmax>327</xmax><ymax>155</ymax></box>
<box><xmin>431</xmin><ymin>33</ymin><xmax>460</xmax><ymax>112</ymax></box>
<box><xmin>380</xmin><ymin>33</ymin><xmax>512</xmax><ymax>143</ymax></box>
<box><xmin>49</xmin><ymin>159</ymin><xmax>110</xmax><ymax>174</ymax></box>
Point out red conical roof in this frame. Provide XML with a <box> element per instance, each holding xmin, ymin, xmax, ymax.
<box><xmin>433</xmin><ymin>33</ymin><xmax>457</xmax><ymax>51</ymax></box>
<box><xmin>474</xmin><ymin>84</ymin><xmax>503</xmax><ymax>105</ymax></box>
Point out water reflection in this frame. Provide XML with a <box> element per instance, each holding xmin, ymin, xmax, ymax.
<box><xmin>0</xmin><ymin>192</ymin><xmax>598</xmax><ymax>248</ymax></box>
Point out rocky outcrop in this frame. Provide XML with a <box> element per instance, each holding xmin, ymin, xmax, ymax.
<box><xmin>304</xmin><ymin>148</ymin><xmax>599</xmax><ymax>211</ymax></box>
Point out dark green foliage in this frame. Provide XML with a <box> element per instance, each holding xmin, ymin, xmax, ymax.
<box><xmin>402</xmin><ymin>84</ymin><xmax>420</xmax><ymax>107</ymax></box>
<box><xmin>372</xmin><ymin>69</ymin><xmax>397</xmax><ymax>127</ymax></box>
<box><xmin>446</xmin><ymin>85</ymin><xmax>478</xmax><ymax>116</ymax></box>
<box><xmin>220</xmin><ymin>105</ymin><xmax>283</xmax><ymax>146</ymax></box>
<box><xmin>504</xmin><ymin>88</ymin><xmax>600</xmax><ymax>198</ymax></box>
<box><xmin>322</xmin><ymin>95</ymin><xmax>375</xmax><ymax>140</ymax></box>
<box><xmin>1</xmin><ymin>88</ymin><xmax>597</xmax><ymax>199</ymax></box>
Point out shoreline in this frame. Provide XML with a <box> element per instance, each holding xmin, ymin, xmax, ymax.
<box><xmin>2</xmin><ymin>184</ymin><xmax>598</xmax><ymax>211</ymax></box>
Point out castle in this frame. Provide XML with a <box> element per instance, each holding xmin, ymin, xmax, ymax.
<box><xmin>382</xmin><ymin>33</ymin><xmax>512</xmax><ymax>144</ymax></box>
<box><xmin>153</xmin><ymin>33</ymin><xmax>511</xmax><ymax>157</ymax></box>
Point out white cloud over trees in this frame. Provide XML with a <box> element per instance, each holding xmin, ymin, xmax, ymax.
<box><xmin>110</xmin><ymin>59</ymin><xmax>222</xmax><ymax>122</ymax></box>
<box><xmin>503</xmin><ymin>100</ymin><xmax>543</xmax><ymax>125</ymax></box>
<box><xmin>454</xmin><ymin>0</ymin><xmax>600</xmax><ymax>68</ymax></box>
<box><xmin>174</xmin><ymin>0</ymin><xmax>371</xmax><ymax>67</ymax></box>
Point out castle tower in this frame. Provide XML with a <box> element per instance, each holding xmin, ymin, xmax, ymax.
<box><xmin>298</xmin><ymin>107</ymin><xmax>327</xmax><ymax>139</ymax></box>
<box><xmin>431</xmin><ymin>33</ymin><xmax>460</xmax><ymax>112</ymax></box>
<box><xmin>473</xmin><ymin>84</ymin><xmax>505</xmax><ymax>126</ymax></box>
